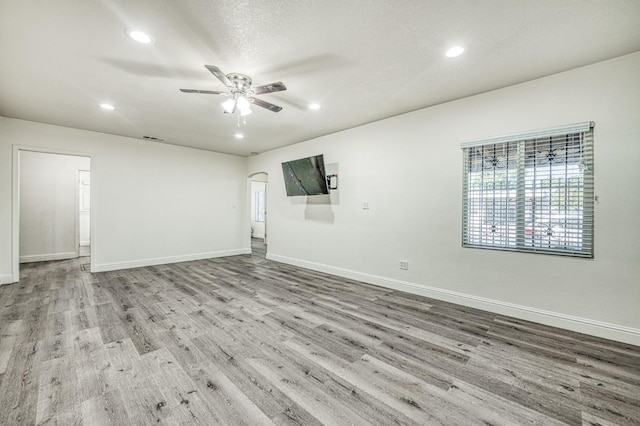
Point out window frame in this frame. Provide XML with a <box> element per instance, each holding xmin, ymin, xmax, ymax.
<box><xmin>461</xmin><ymin>122</ymin><xmax>594</xmax><ymax>258</ymax></box>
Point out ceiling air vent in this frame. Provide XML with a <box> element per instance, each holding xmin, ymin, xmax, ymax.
<box><xmin>141</xmin><ymin>135</ymin><xmax>166</xmax><ymax>142</ymax></box>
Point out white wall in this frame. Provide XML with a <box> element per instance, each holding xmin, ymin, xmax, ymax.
<box><xmin>248</xmin><ymin>53</ymin><xmax>640</xmax><ymax>345</ymax></box>
<box><xmin>19</xmin><ymin>151</ymin><xmax>90</xmax><ymax>262</ymax></box>
<box><xmin>0</xmin><ymin>118</ymin><xmax>249</xmax><ymax>283</ymax></box>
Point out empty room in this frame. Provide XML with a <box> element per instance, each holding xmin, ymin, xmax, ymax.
<box><xmin>1</xmin><ymin>1</ymin><xmax>639</xmax><ymax>425</ymax></box>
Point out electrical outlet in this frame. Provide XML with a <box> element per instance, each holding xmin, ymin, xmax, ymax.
<box><xmin>363</xmin><ymin>201</ymin><xmax>369</xmax><ymax>210</ymax></box>
<box><xmin>399</xmin><ymin>260</ymin><xmax>409</xmax><ymax>270</ymax></box>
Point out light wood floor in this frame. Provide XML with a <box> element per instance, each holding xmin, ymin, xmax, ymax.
<box><xmin>1</xmin><ymin>242</ymin><xmax>639</xmax><ymax>425</ymax></box>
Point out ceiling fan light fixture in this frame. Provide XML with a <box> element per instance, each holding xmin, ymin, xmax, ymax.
<box><xmin>236</xmin><ymin>96</ymin><xmax>249</xmax><ymax>109</ymax></box>
<box><xmin>237</xmin><ymin>96</ymin><xmax>252</xmax><ymax>116</ymax></box>
<box><xmin>221</xmin><ymin>98</ymin><xmax>236</xmax><ymax>113</ymax></box>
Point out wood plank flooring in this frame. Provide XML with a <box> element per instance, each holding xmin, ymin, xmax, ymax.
<box><xmin>1</xmin><ymin>241</ymin><xmax>639</xmax><ymax>425</ymax></box>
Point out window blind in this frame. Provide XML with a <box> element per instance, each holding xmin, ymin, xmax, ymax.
<box><xmin>462</xmin><ymin>122</ymin><xmax>594</xmax><ymax>257</ymax></box>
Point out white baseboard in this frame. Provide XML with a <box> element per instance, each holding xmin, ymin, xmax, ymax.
<box><xmin>92</xmin><ymin>248</ymin><xmax>251</xmax><ymax>273</ymax></box>
<box><xmin>267</xmin><ymin>253</ymin><xmax>640</xmax><ymax>347</ymax></box>
<box><xmin>19</xmin><ymin>251</ymin><xmax>77</xmax><ymax>264</ymax></box>
<box><xmin>0</xmin><ymin>274</ymin><xmax>15</xmax><ymax>285</ymax></box>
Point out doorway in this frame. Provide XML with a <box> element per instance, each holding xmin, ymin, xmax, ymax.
<box><xmin>249</xmin><ymin>172</ymin><xmax>268</xmax><ymax>257</ymax></box>
<box><xmin>12</xmin><ymin>147</ymin><xmax>92</xmax><ymax>282</ymax></box>
<box><xmin>78</xmin><ymin>170</ymin><xmax>91</xmax><ymax>257</ymax></box>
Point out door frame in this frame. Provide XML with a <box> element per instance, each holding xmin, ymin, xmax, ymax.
<box><xmin>11</xmin><ymin>145</ymin><xmax>93</xmax><ymax>283</ymax></box>
<box><xmin>263</xmin><ymin>182</ymin><xmax>268</xmax><ymax>245</ymax></box>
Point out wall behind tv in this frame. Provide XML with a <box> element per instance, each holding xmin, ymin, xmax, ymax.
<box><xmin>248</xmin><ymin>52</ymin><xmax>640</xmax><ymax>345</ymax></box>
<box><xmin>0</xmin><ymin>118</ymin><xmax>248</xmax><ymax>282</ymax></box>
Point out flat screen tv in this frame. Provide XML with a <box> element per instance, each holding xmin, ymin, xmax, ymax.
<box><xmin>281</xmin><ymin>154</ymin><xmax>329</xmax><ymax>196</ymax></box>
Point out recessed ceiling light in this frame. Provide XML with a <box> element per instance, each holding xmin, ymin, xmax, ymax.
<box><xmin>234</xmin><ymin>133</ymin><xmax>244</xmax><ymax>139</ymax></box>
<box><xmin>99</xmin><ymin>103</ymin><xmax>115</xmax><ymax>110</ymax></box>
<box><xmin>445</xmin><ymin>46</ymin><xmax>465</xmax><ymax>58</ymax></box>
<box><xmin>125</xmin><ymin>28</ymin><xmax>154</xmax><ymax>44</ymax></box>
<box><xmin>309</xmin><ymin>103</ymin><xmax>321</xmax><ymax>110</ymax></box>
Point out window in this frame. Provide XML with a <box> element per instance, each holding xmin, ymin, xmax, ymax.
<box><xmin>462</xmin><ymin>122</ymin><xmax>594</xmax><ymax>257</ymax></box>
<box><xmin>255</xmin><ymin>190</ymin><xmax>265</xmax><ymax>222</ymax></box>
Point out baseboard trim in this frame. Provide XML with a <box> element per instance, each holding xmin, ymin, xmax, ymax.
<box><xmin>267</xmin><ymin>253</ymin><xmax>640</xmax><ymax>347</ymax></box>
<box><xmin>19</xmin><ymin>251</ymin><xmax>77</xmax><ymax>264</ymax></box>
<box><xmin>92</xmin><ymin>248</ymin><xmax>251</xmax><ymax>273</ymax></box>
<box><xmin>0</xmin><ymin>274</ymin><xmax>15</xmax><ymax>285</ymax></box>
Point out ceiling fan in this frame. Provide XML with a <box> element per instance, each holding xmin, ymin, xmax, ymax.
<box><xmin>180</xmin><ymin>65</ymin><xmax>286</xmax><ymax>116</ymax></box>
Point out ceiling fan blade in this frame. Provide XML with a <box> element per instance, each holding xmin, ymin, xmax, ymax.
<box><xmin>204</xmin><ymin>65</ymin><xmax>233</xmax><ymax>88</ymax></box>
<box><xmin>249</xmin><ymin>97</ymin><xmax>283</xmax><ymax>113</ymax></box>
<box><xmin>252</xmin><ymin>81</ymin><xmax>287</xmax><ymax>95</ymax></box>
<box><xmin>180</xmin><ymin>89</ymin><xmax>227</xmax><ymax>95</ymax></box>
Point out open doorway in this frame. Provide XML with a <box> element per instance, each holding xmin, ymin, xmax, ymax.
<box><xmin>78</xmin><ymin>170</ymin><xmax>91</xmax><ymax>257</ymax></box>
<box><xmin>249</xmin><ymin>172</ymin><xmax>268</xmax><ymax>258</ymax></box>
<box><xmin>13</xmin><ymin>148</ymin><xmax>91</xmax><ymax>282</ymax></box>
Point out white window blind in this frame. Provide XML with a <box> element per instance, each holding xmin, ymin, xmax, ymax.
<box><xmin>462</xmin><ymin>122</ymin><xmax>594</xmax><ymax>257</ymax></box>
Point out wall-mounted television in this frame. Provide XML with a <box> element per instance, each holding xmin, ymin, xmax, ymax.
<box><xmin>281</xmin><ymin>154</ymin><xmax>330</xmax><ymax>196</ymax></box>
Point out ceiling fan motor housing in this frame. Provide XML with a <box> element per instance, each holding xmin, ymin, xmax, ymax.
<box><xmin>227</xmin><ymin>73</ymin><xmax>253</xmax><ymax>95</ymax></box>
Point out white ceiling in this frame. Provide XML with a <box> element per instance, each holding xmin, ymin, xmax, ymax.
<box><xmin>1</xmin><ymin>1</ymin><xmax>639</xmax><ymax>157</ymax></box>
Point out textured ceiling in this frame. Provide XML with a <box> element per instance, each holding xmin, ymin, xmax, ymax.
<box><xmin>1</xmin><ymin>0</ymin><xmax>639</xmax><ymax>156</ymax></box>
